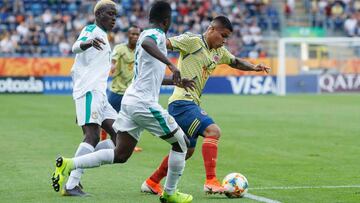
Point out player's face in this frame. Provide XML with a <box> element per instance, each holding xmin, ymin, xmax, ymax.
<box><xmin>208</xmin><ymin>26</ymin><xmax>232</xmax><ymax>49</ymax></box>
<box><xmin>128</xmin><ymin>28</ymin><xmax>140</xmax><ymax>46</ymax></box>
<box><xmin>163</xmin><ymin>15</ymin><xmax>172</xmax><ymax>33</ymax></box>
<box><xmin>98</xmin><ymin>5</ymin><xmax>117</xmax><ymax>31</ymax></box>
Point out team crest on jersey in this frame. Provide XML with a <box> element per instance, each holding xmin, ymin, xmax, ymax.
<box><xmin>213</xmin><ymin>55</ymin><xmax>220</xmax><ymax>63</ymax></box>
<box><xmin>167</xmin><ymin>116</ymin><xmax>175</xmax><ymax>124</ymax></box>
<box><xmin>201</xmin><ymin>109</ymin><xmax>208</xmax><ymax>116</ymax></box>
<box><xmin>91</xmin><ymin>112</ymin><xmax>98</xmax><ymax>120</ymax></box>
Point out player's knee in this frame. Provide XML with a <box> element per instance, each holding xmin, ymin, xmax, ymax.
<box><xmin>113</xmin><ymin>154</ymin><xmax>130</xmax><ymax>163</ymax></box>
<box><xmin>205</xmin><ymin>124</ymin><xmax>221</xmax><ymax>139</ymax></box>
<box><xmin>185</xmin><ymin>148</ymin><xmax>195</xmax><ymax>160</ymax></box>
<box><xmin>84</xmin><ymin>133</ymin><xmax>100</xmax><ymax>147</ymax></box>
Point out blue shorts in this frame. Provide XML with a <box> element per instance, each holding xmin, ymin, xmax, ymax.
<box><xmin>168</xmin><ymin>100</ymin><xmax>214</xmax><ymax>148</ymax></box>
<box><xmin>107</xmin><ymin>90</ymin><xmax>123</xmax><ymax>113</ymax></box>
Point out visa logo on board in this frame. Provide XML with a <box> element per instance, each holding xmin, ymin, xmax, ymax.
<box><xmin>226</xmin><ymin>76</ymin><xmax>276</xmax><ymax>95</ymax></box>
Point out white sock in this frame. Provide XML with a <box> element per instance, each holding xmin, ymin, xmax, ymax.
<box><xmin>65</xmin><ymin>142</ymin><xmax>94</xmax><ymax>190</ymax></box>
<box><xmin>94</xmin><ymin>139</ymin><xmax>115</xmax><ymax>151</ymax></box>
<box><xmin>73</xmin><ymin>149</ymin><xmax>114</xmax><ymax>168</ymax></box>
<box><xmin>164</xmin><ymin>150</ymin><xmax>186</xmax><ymax>195</ymax></box>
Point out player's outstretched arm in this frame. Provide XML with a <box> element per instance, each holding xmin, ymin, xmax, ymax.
<box><xmin>141</xmin><ymin>37</ymin><xmax>175</xmax><ymax>67</ymax></box>
<box><xmin>166</xmin><ymin>39</ymin><xmax>174</xmax><ymax>50</ymax></box>
<box><xmin>161</xmin><ymin>77</ymin><xmax>195</xmax><ymax>91</ymax></box>
<box><xmin>141</xmin><ymin>37</ymin><xmax>181</xmax><ymax>84</ymax></box>
<box><xmin>72</xmin><ymin>37</ymin><xmax>106</xmax><ymax>53</ymax></box>
<box><xmin>162</xmin><ymin>78</ymin><xmax>175</xmax><ymax>85</ymax></box>
<box><xmin>229</xmin><ymin>58</ymin><xmax>271</xmax><ymax>73</ymax></box>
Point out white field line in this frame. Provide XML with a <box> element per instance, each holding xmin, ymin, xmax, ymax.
<box><xmin>244</xmin><ymin>193</ymin><xmax>282</xmax><ymax>203</ymax></box>
<box><xmin>250</xmin><ymin>185</ymin><xmax>360</xmax><ymax>190</ymax></box>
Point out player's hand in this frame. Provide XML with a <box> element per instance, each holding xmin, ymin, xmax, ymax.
<box><xmin>253</xmin><ymin>64</ymin><xmax>271</xmax><ymax>74</ymax></box>
<box><xmin>89</xmin><ymin>37</ymin><xmax>106</xmax><ymax>50</ymax></box>
<box><xmin>178</xmin><ymin>78</ymin><xmax>196</xmax><ymax>91</ymax></box>
<box><xmin>170</xmin><ymin>64</ymin><xmax>182</xmax><ymax>86</ymax></box>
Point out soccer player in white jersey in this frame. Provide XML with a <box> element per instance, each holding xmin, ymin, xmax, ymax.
<box><xmin>51</xmin><ymin>1</ymin><xmax>194</xmax><ymax>203</ymax></box>
<box><xmin>54</xmin><ymin>0</ymin><xmax>118</xmax><ymax>197</ymax></box>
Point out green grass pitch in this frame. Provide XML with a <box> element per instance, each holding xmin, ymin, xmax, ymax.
<box><xmin>0</xmin><ymin>94</ymin><xmax>359</xmax><ymax>203</ymax></box>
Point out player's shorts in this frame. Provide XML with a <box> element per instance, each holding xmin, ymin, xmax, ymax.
<box><xmin>107</xmin><ymin>90</ymin><xmax>123</xmax><ymax>113</ymax></box>
<box><xmin>112</xmin><ymin>102</ymin><xmax>178</xmax><ymax>141</ymax></box>
<box><xmin>168</xmin><ymin>100</ymin><xmax>214</xmax><ymax>148</ymax></box>
<box><xmin>75</xmin><ymin>90</ymin><xmax>118</xmax><ymax>126</ymax></box>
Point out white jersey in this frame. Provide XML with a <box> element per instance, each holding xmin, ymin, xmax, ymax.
<box><xmin>71</xmin><ymin>24</ymin><xmax>112</xmax><ymax>99</ymax></box>
<box><xmin>122</xmin><ymin>28</ymin><xmax>167</xmax><ymax>106</ymax></box>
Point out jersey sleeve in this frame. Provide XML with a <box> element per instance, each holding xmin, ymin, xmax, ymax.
<box><xmin>144</xmin><ymin>30</ymin><xmax>164</xmax><ymax>45</ymax></box>
<box><xmin>75</xmin><ymin>25</ymin><xmax>96</xmax><ymax>43</ymax></box>
<box><xmin>218</xmin><ymin>46</ymin><xmax>235</xmax><ymax>65</ymax></box>
<box><xmin>72</xmin><ymin>25</ymin><xmax>97</xmax><ymax>53</ymax></box>
<box><xmin>168</xmin><ymin>34</ymin><xmax>193</xmax><ymax>53</ymax></box>
<box><xmin>111</xmin><ymin>45</ymin><xmax>122</xmax><ymax>62</ymax></box>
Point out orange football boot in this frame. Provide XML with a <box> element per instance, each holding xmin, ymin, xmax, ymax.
<box><xmin>141</xmin><ymin>178</ymin><xmax>163</xmax><ymax>195</ymax></box>
<box><xmin>203</xmin><ymin>177</ymin><xmax>225</xmax><ymax>194</ymax></box>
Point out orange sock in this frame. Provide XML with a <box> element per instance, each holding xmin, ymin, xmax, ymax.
<box><xmin>202</xmin><ymin>136</ymin><xmax>219</xmax><ymax>180</ymax></box>
<box><xmin>149</xmin><ymin>155</ymin><xmax>169</xmax><ymax>183</ymax></box>
<box><xmin>100</xmin><ymin>129</ymin><xmax>107</xmax><ymax>141</ymax></box>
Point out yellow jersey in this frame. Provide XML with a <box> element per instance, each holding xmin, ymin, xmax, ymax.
<box><xmin>168</xmin><ymin>32</ymin><xmax>235</xmax><ymax>105</ymax></box>
<box><xmin>110</xmin><ymin>43</ymin><xmax>135</xmax><ymax>94</ymax></box>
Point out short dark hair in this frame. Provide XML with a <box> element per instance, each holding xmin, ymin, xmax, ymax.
<box><xmin>149</xmin><ymin>1</ymin><xmax>172</xmax><ymax>24</ymax></box>
<box><xmin>212</xmin><ymin>16</ymin><xmax>233</xmax><ymax>32</ymax></box>
<box><xmin>128</xmin><ymin>25</ymin><xmax>142</xmax><ymax>32</ymax></box>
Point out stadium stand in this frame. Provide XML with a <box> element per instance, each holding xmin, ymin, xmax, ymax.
<box><xmin>1</xmin><ymin>0</ymin><xmax>359</xmax><ymax>58</ymax></box>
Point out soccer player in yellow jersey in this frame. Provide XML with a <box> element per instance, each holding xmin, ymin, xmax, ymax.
<box><xmin>108</xmin><ymin>26</ymin><xmax>140</xmax><ymax>112</ymax></box>
<box><xmin>141</xmin><ymin>16</ymin><xmax>271</xmax><ymax>195</ymax></box>
<box><xmin>100</xmin><ymin>25</ymin><xmax>143</xmax><ymax>152</ymax></box>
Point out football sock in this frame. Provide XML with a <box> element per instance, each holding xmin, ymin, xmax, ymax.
<box><xmin>202</xmin><ymin>136</ymin><xmax>219</xmax><ymax>180</ymax></box>
<box><xmin>149</xmin><ymin>155</ymin><xmax>169</xmax><ymax>183</ymax></box>
<box><xmin>164</xmin><ymin>150</ymin><xmax>186</xmax><ymax>195</ymax></box>
<box><xmin>66</xmin><ymin>142</ymin><xmax>94</xmax><ymax>190</ymax></box>
<box><xmin>73</xmin><ymin>149</ymin><xmax>114</xmax><ymax>168</ymax></box>
<box><xmin>95</xmin><ymin>139</ymin><xmax>115</xmax><ymax>151</ymax></box>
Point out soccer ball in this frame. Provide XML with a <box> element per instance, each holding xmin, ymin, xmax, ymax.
<box><xmin>222</xmin><ymin>172</ymin><xmax>249</xmax><ymax>198</ymax></box>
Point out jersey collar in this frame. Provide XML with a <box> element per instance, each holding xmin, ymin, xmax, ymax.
<box><xmin>144</xmin><ymin>27</ymin><xmax>165</xmax><ymax>34</ymax></box>
<box><xmin>95</xmin><ymin>24</ymin><xmax>107</xmax><ymax>34</ymax></box>
<box><xmin>201</xmin><ymin>35</ymin><xmax>210</xmax><ymax>50</ymax></box>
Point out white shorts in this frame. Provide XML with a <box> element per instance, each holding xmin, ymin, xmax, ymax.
<box><xmin>112</xmin><ymin>103</ymin><xmax>178</xmax><ymax>141</ymax></box>
<box><xmin>75</xmin><ymin>91</ymin><xmax>117</xmax><ymax>126</ymax></box>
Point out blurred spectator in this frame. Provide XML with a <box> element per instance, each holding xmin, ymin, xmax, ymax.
<box><xmin>330</xmin><ymin>1</ymin><xmax>346</xmax><ymax>31</ymax></box>
<box><xmin>59</xmin><ymin>37</ymin><xmax>71</xmax><ymax>56</ymax></box>
<box><xmin>285</xmin><ymin>0</ymin><xmax>295</xmax><ymax>17</ymax></box>
<box><xmin>308</xmin><ymin>0</ymin><xmax>360</xmax><ymax>36</ymax></box>
<box><xmin>0</xmin><ymin>31</ymin><xmax>17</xmax><ymax>54</ymax></box>
<box><xmin>344</xmin><ymin>13</ymin><xmax>357</xmax><ymax>36</ymax></box>
<box><xmin>0</xmin><ymin>0</ymin><xmax>281</xmax><ymax>58</ymax></box>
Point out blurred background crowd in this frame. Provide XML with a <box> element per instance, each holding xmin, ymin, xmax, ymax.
<box><xmin>0</xmin><ymin>0</ymin><xmax>359</xmax><ymax>58</ymax></box>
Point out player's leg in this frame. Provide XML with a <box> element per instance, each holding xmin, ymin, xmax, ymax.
<box><xmin>165</xmin><ymin>100</ymin><xmax>224</xmax><ymax>194</ymax></box>
<box><xmin>202</xmin><ymin>123</ymin><xmax>224</xmax><ymax>194</ymax></box>
<box><xmin>158</xmin><ymin>128</ymin><xmax>192</xmax><ymax>203</ymax></box>
<box><xmin>112</xmin><ymin>130</ymin><xmax>137</xmax><ymax>163</ymax></box>
<box><xmin>139</xmin><ymin>103</ymin><xmax>192</xmax><ymax>202</ymax></box>
<box><xmin>168</xmin><ymin>101</ymin><xmax>223</xmax><ymax>194</ymax></box>
<box><xmin>101</xmin><ymin>119</ymin><xmax>117</xmax><ymax>144</ymax></box>
<box><xmin>142</xmin><ymin>143</ymin><xmax>195</xmax><ymax>195</ymax></box>
<box><xmin>58</xmin><ymin>124</ymin><xmax>101</xmax><ymax>196</ymax></box>
<box><xmin>97</xmin><ymin>94</ymin><xmax>120</xmax><ymax>150</ymax></box>
<box><xmin>142</xmin><ymin>101</ymin><xmax>199</xmax><ymax>195</ymax></box>
<box><xmin>100</xmin><ymin>90</ymin><xmax>121</xmax><ymax>141</ymax></box>
<box><xmin>52</xmin><ymin>106</ymin><xmax>139</xmax><ymax>194</ymax></box>
<box><xmin>52</xmin><ymin>131</ymin><xmax>131</xmax><ymax>192</ymax></box>
<box><xmin>107</xmin><ymin>91</ymin><xmax>143</xmax><ymax>152</ymax></box>
<box><xmin>63</xmin><ymin>91</ymin><xmax>103</xmax><ymax>196</ymax></box>
<box><xmin>70</xmin><ymin>102</ymin><xmax>140</xmax><ymax>167</ymax></box>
